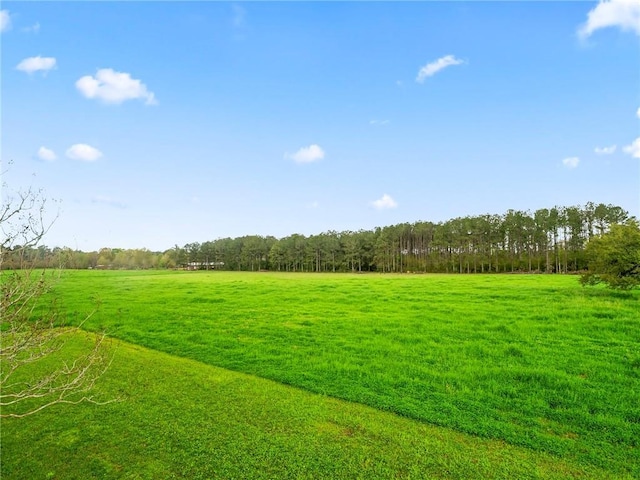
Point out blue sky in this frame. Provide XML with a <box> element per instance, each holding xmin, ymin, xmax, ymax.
<box><xmin>2</xmin><ymin>1</ymin><xmax>639</xmax><ymax>252</ymax></box>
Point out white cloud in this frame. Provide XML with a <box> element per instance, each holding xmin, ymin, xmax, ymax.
<box><xmin>637</xmin><ymin>106</ymin><xmax>640</xmax><ymax>118</ymax></box>
<box><xmin>92</xmin><ymin>196</ymin><xmax>126</xmax><ymax>209</ymax></box>
<box><xmin>286</xmin><ymin>144</ymin><xmax>325</xmax><ymax>164</ymax></box>
<box><xmin>16</xmin><ymin>56</ymin><xmax>56</xmax><ymax>74</ymax></box>
<box><xmin>372</xmin><ymin>194</ymin><xmax>398</xmax><ymax>210</ymax></box>
<box><xmin>562</xmin><ymin>157</ymin><xmax>580</xmax><ymax>169</ymax></box>
<box><xmin>623</xmin><ymin>137</ymin><xmax>640</xmax><ymax>158</ymax></box>
<box><xmin>37</xmin><ymin>146</ymin><xmax>57</xmax><ymax>162</ymax></box>
<box><xmin>0</xmin><ymin>10</ymin><xmax>10</xmax><ymax>33</ymax></box>
<box><xmin>578</xmin><ymin>0</ymin><xmax>640</xmax><ymax>38</ymax></box>
<box><xmin>416</xmin><ymin>55</ymin><xmax>464</xmax><ymax>83</ymax></box>
<box><xmin>594</xmin><ymin>145</ymin><xmax>617</xmax><ymax>155</ymax></box>
<box><xmin>66</xmin><ymin>144</ymin><xmax>103</xmax><ymax>162</ymax></box>
<box><xmin>22</xmin><ymin>22</ymin><xmax>40</xmax><ymax>34</ymax></box>
<box><xmin>232</xmin><ymin>4</ymin><xmax>246</xmax><ymax>28</ymax></box>
<box><xmin>370</xmin><ymin>119</ymin><xmax>390</xmax><ymax>126</ymax></box>
<box><xmin>76</xmin><ymin>68</ymin><xmax>158</xmax><ymax>105</ymax></box>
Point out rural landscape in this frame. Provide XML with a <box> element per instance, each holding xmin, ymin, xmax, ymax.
<box><xmin>1</xmin><ymin>202</ymin><xmax>633</xmax><ymax>274</ymax></box>
<box><xmin>2</xmin><ymin>1</ymin><xmax>640</xmax><ymax>479</ymax></box>
<box><xmin>2</xmin><ymin>195</ymin><xmax>639</xmax><ymax>478</ymax></box>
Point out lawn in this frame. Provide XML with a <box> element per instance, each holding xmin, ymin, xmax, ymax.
<box><xmin>1</xmin><ymin>333</ymin><xmax>619</xmax><ymax>479</ymax></box>
<box><xmin>3</xmin><ymin>271</ymin><xmax>639</xmax><ymax>478</ymax></box>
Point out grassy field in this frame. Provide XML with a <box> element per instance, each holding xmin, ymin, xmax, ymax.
<box><xmin>2</xmin><ymin>333</ymin><xmax>616</xmax><ymax>480</ymax></box>
<box><xmin>2</xmin><ymin>271</ymin><xmax>639</xmax><ymax>478</ymax></box>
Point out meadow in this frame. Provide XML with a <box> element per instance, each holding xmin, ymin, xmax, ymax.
<box><xmin>2</xmin><ymin>271</ymin><xmax>639</xmax><ymax>478</ymax></box>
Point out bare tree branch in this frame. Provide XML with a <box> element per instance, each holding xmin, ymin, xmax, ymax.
<box><xmin>1</xmin><ymin>184</ymin><xmax>114</xmax><ymax>418</ymax></box>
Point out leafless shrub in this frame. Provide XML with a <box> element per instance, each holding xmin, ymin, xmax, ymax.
<box><xmin>1</xmin><ymin>184</ymin><xmax>114</xmax><ymax>418</ymax></box>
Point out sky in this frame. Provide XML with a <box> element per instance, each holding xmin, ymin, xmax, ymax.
<box><xmin>1</xmin><ymin>1</ymin><xmax>639</xmax><ymax>252</ymax></box>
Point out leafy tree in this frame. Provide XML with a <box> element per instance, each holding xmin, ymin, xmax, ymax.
<box><xmin>580</xmin><ymin>220</ymin><xmax>640</xmax><ymax>290</ymax></box>
<box><xmin>323</xmin><ymin>231</ymin><xmax>342</xmax><ymax>272</ymax></box>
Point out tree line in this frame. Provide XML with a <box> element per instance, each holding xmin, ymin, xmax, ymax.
<box><xmin>3</xmin><ymin>202</ymin><xmax>630</xmax><ymax>274</ymax></box>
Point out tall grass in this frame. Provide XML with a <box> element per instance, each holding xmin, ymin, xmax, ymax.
<box><xmin>2</xmin><ymin>333</ymin><xmax>616</xmax><ymax>479</ymax></box>
<box><xmin>47</xmin><ymin>271</ymin><xmax>640</xmax><ymax>475</ymax></box>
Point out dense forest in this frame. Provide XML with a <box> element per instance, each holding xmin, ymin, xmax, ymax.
<box><xmin>3</xmin><ymin>202</ymin><xmax>631</xmax><ymax>274</ymax></box>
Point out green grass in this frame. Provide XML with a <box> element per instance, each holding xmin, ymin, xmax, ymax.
<box><xmin>1</xmin><ymin>333</ymin><xmax>618</xmax><ymax>479</ymax></box>
<box><xmin>3</xmin><ymin>271</ymin><xmax>639</xmax><ymax>477</ymax></box>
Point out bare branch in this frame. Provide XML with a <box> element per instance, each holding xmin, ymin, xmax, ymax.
<box><xmin>1</xmin><ymin>185</ymin><xmax>112</xmax><ymax>418</ymax></box>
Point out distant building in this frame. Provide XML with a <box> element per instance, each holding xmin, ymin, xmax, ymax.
<box><xmin>184</xmin><ymin>261</ymin><xmax>225</xmax><ymax>271</ymax></box>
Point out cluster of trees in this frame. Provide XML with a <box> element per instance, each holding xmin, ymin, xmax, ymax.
<box><xmin>580</xmin><ymin>220</ymin><xmax>640</xmax><ymax>290</ymax></box>
<box><xmin>2</xmin><ymin>202</ymin><xmax>630</xmax><ymax>275</ymax></box>
<box><xmin>1</xmin><ymin>190</ymin><xmax>638</xmax><ymax>420</ymax></box>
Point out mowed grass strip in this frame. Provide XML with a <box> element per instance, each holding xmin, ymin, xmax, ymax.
<box><xmin>1</xmin><ymin>333</ymin><xmax>618</xmax><ymax>479</ymax></box>
<box><xmin>53</xmin><ymin>271</ymin><xmax>640</xmax><ymax>475</ymax></box>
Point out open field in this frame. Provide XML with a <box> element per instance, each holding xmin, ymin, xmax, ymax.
<box><xmin>1</xmin><ymin>333</ymin><xmax>618</xmax><ymax>480</ymax></box>
<box><xmin>3</xmin><ymin>271</ymin><xmax>639</xmax><ymax>478</ymax></box>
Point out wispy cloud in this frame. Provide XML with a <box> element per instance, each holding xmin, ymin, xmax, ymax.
<box><xmin>372</xmin><ymin>194</ymin><xmax>398</xmax><ymax>210</ymax></box>
<box><xmin>416</xmin><ymin>55</ymin><xmax>464</xmax><ymax>83</ymax></box>
<box><xmin>562</xmin><ymin>157</ymin><xmax>580</xmax><ymax>169</ymax></box>
<box><xmin>66</xmin><ymin>144</ymin><xmax>103</xmax><ymax>162</ymax></box>
<box><xmin>369</xmin><ymin>119</ymin><xmax>390</xmax><ymax>126</ymax></box>
<box><xmin>578</xmin><ymin>0</ymin><xmax>640</xmax><ymax>39</ymax></box>
<box><xmin>76</xmin><ymin>68</ymin><xmax>157</xmax><ymax>105</ymax></box>
<box><xmin>623</xmin><ymin>138</ymin><xmax>640</xmax><ymax>158</ymax></box>
<box><xmin>286</xmin><ymin>144</ymin><xmax>325</xmax><ymax>164</ymax></box>
<box><xmin>37</xmin><ymin>146</ymin><xmax>57</xmax><ymax>162</ymax></box>
<box><xmin>594</xmin><ymin>145</ymin><xmax>617</xmax><ymax>155</ymax></box>
<box><xmin>92</xmin><ymin>196</ymin><xmax>127</xmax><ymax>209</ymax></box>
<box><xmin>232</xmin><ymin>4</ymin><xmax>246</xmax><ymax>28</ymax></box>
<box><xmin>16</xmin><ymin>56</ymin><xmax>56</xmax><ymax>74</ymax></box>
<box><xmin>22</xmin><ymin>22</ymin><xmax>40</xmax><ymax>34</ymax></box>
<box><xmin>0</xmin><ymin>10</ymin><xmax>10</xmax><ymax>33</ymax></box>
<box><xmin>637</xmin><ymin>106</ymin><xmax>640</xmax><ymax>118</ymax></box>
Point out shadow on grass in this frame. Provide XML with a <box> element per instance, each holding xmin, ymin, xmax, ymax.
<box><xmin>580</xmin><ymin>287</ymin><xmax>638</xmax><ymax>301</ymax></box>
<box><xmin>545</xmin><ymin>284</ymin><xmax>637</xmax><ymax>302</ymax></box>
